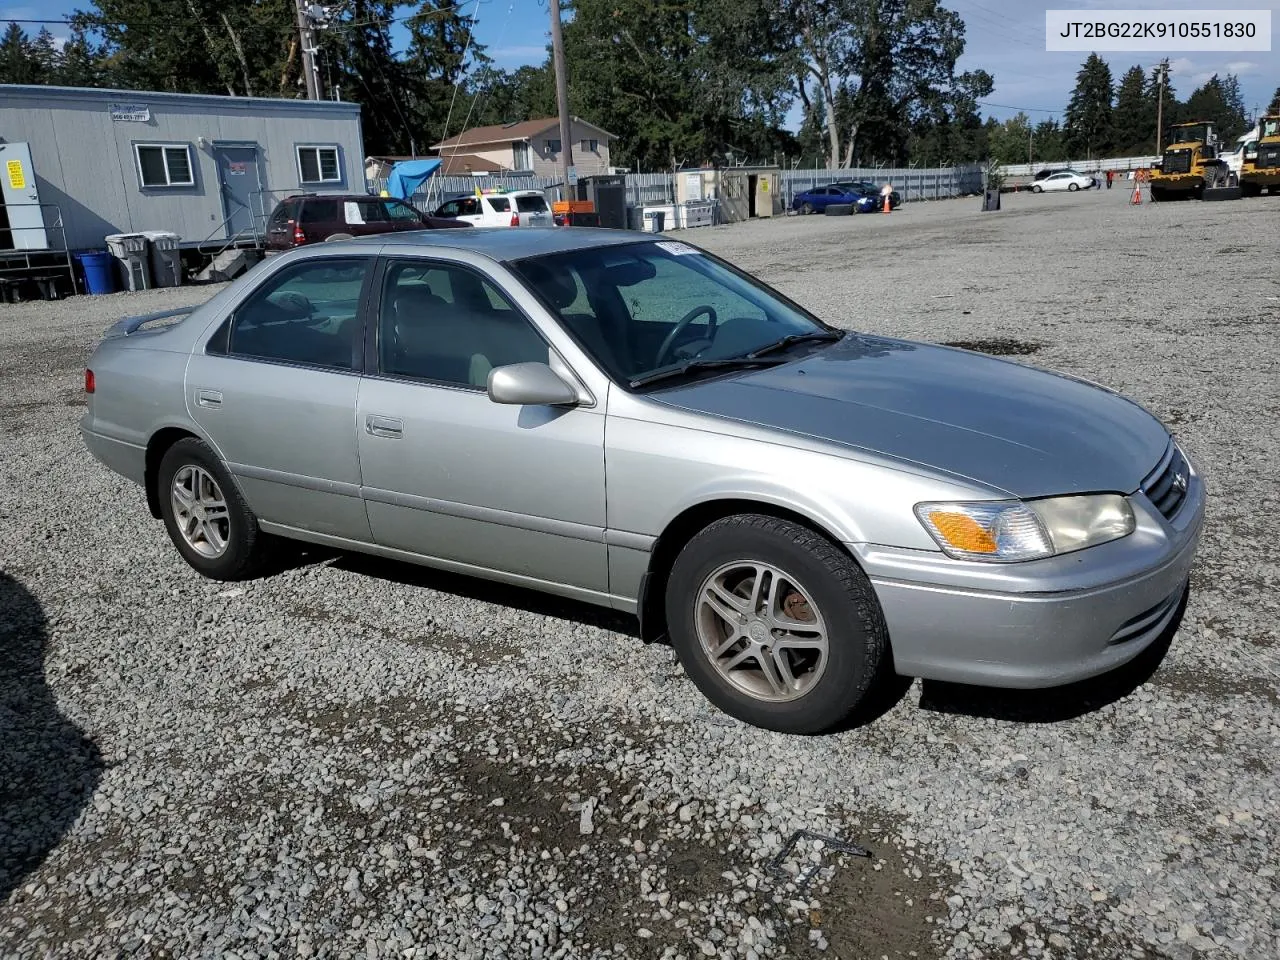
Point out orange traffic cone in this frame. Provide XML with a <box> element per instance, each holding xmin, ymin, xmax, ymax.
<box><xmin>882</xmin><ymin>192</ymin><xmax>891</xmax><ymax>214</ymax></box>
<box><xmin>1130</xmin><ymin>180</ymin><xmax>1142</xmax><ymax>205</ymax></box>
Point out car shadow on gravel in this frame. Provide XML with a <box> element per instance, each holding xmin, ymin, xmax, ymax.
<box><xmin>0</xmin><ymin>571</ymin><xmax>104</xmax><ymax>903</ymax></box>
<box><xmin>916</xmin><ymin>593</ymin><xmax>1183</xmax><ymax>723</ymax></box>
<box><xmin>326</xmin><ymin>554</ymin><xmax>642</xmax><ymax>638</ymax></box>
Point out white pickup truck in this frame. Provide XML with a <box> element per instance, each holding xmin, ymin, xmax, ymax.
<box><xmin>1222</xmin><ymin>125</ymin><xmax>1260</xmax><ymax>185</ymax></box>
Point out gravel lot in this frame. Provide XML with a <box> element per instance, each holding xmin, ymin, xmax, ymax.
<box><xmin>2</xmin><ymin>187</ymin><xmax>1278</xmax><ymax>960</ymax></box>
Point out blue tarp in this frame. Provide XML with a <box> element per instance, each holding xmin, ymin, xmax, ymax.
<box><xmin>385</xmin><ymin>159</ymin><xmax>442</xmax><ymax>200</ymax></box>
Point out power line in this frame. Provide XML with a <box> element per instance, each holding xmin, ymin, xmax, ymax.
<box><xmin>979</xmin><ymin>101</ymin><xmax>1059</xmax><ymax>115</ymax></box>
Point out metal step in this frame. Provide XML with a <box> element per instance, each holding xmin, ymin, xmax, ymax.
<box><xmin>1202</xmin><ymin>186</ymin><xmax>1242</xmax><ymax>202</ymax></box>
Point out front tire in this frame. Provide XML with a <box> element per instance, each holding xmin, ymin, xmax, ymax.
<box><xmin>800</xmin><ymin>202</ymin><xmax>814</xmax><ymax>215</ymax></box>
<box><xmin>665</xmin><ymin>514</ymin><xmax>888</xmax><ymax>734</ymax></box>
<box><xmin>1068</xmin><ymin>182</ymin><xmax>1079</xmax><ymax>192</ymax></box>
<box><xmin>157</xmin><ymin>438</ymin><xmax>268</xmax><ymax>581</ymax></box>
<box><xmin>1031</xmin><ymin>184</ymin><xmax>1042</xmax><ymax>193</ymax></box>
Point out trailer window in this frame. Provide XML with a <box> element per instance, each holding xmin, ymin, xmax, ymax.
<box><xmin>297</xmin><ymin>145</ymin><xmax>342</xmax><ymax>185</ymax></box>
<box><xmin>135</xmin><ymin>144</ymin><xmax>194</xmax><ymax>188</ymax></box>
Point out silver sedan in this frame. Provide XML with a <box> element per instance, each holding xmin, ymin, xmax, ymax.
<box><xmin>81</xmin><ymin>229</ymin><xmax>1204</xmax><ymax>733</ymax></box>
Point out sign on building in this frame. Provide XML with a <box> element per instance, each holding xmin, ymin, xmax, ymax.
<box><xmin>109</xmin><ymin>103</ymin><xmax>151</xmax><ymax>122</ymax></box>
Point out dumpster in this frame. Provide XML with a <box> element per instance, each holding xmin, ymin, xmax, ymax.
<box><xmin>104</xmin><ymin>233</ymin><xmax>152</xmax><ymax>291</ymax></box>
<box><xmin>642</xmin><ymin>208</ymin><xmax>667</xmax><ymax>233</ymax></box>
<box><xmin>142</xmin><ymin>230</ymin><xmax>183</xmax><ymax>287</ymax></box>
<box><xmin>74</xmin><ymin>250</ymin><xmax>118</xmax><ymax>295</ymax></box>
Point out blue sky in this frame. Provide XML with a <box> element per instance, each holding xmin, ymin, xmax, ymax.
<box><xmin>4</xmin><ymin>0</ymin><xmax>1277</xmax><ymax>127</ymax></box>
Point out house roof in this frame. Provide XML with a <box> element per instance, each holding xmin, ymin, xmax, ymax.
<box><xmin>437</xmin><ymin>153</ymin><xmax>504</xmax><ymax>174</ymax></box>
<box><xmin>431</xmin><ymin>117</ymin><xmax>615</xmax><ymax>150</ymax></box>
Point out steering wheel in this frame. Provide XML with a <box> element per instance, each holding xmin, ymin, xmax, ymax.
<box><xmin>655</xmin><ymin>305</ymin><xmax>719</xmax><ymax>367</ymax></box>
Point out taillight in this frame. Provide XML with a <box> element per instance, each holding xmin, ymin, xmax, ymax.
<box><xmin>510</xmin><ymin>212</ymin><xmax>520</xmax><ymax>227</ymax></box>
<box><xmin>292</xmin><ymin>221</ymin><xmax>306</xmax><ymax>244</ymax></box>
<box><xmin>84</xmin><ymin>369</ymin><xmax>95</xmax><ymax>394</ymax></box>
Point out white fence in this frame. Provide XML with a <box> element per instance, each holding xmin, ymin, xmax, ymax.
<box><xmin>998</xmin><ymin>156</ymin><xmax>1159</xmax><ymax>178</ymax></box>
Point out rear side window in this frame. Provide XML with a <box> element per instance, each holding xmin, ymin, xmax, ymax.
<box><xmin>515</xmin><ymin>195</ymin><xmax>549</xmax><ymax>213</ymax></box>
<box><xmin>269</xmin><ymin>203</ymin><xmax>291</xmax><ymax>226</ymax></box>
<box><xmin>225</xmin><ymin>258</ymin><xmax>371</xmax><ymax>370</ymax></box>
<box><xmin>486</xmin><ymin>196</ymin><xmax>511</xmax><ymax>212</ymax></box>
<box><xmin>300</xmin><ymin>198</ymin><xmax>340</xmax><ymax>224</ymax></box>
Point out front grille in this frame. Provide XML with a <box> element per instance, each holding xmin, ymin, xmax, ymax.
<box><xmin>1142</xmin><ymin>443</ymin><xmax>1190</xmax><ymax>521</ymax></box>
<box><xmin>1258</xmin><ymin>145</ymin><xmax>1280</xmax><ymax>169</ymax></box>
<box><xmin>1162</xmin><ymin>150</ymin><xmax>1192</xmax><ymax>175</ymax></box>
<box><xmin>1108</xmin><ymin>585</ymin><xmax>1186</xmax><ymax>645</ymax></box>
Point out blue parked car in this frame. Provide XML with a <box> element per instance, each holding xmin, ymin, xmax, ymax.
<box><xmin>791</xmin><ymin>184</ymin><xmax>878</xmax><ymax>214</ymax></box>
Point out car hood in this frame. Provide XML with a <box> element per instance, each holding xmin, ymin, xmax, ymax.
<box><xmin>654</xmin><ymin>334</ymin><xmax>1170</xmax><ymax>499</ymax></box>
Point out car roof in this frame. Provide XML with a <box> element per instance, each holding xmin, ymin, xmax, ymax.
<box><xmin>349</xmin><ymin>227</ymin><xmax>652</xmax><ymax>261</ymax></box>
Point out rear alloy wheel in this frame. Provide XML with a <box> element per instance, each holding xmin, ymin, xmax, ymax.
<box><xmin>1031</xmin><ymin>184</ymin><xmax>1042</xmax><ymax>193</ymax></box>
<box><xmin>665</xmin><ymin>514</ymin><xmax>888</xmax><ymax>734</ymax></box>
<box><xmin>157</xmin><ymin>438</ymin><xmax>268</xmax><ymax>581</ymax></box>
<box><xmin>800</xmin><ymin>202</ymin><xmax>815</xmax><ymax>215</ymax></box>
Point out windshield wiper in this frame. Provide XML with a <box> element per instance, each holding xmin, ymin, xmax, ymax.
<box><xmin>746</xmin><ymin>329</ymin><xmax>845</xmax><ymax>360</ymax></box>
<box><xmin>629</xmin><ymin>356</ymin><xmax>790</xmax><ymax>389</ymax></box>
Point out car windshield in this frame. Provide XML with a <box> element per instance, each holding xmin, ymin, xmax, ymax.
<box><xmin>509</xmin><ymin>240</ymin><xmax>835</xmax><ymax>386</ymax></box>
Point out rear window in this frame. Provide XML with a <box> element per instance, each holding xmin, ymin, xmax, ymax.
<box><xmin>300</xmin><ymin>198</ymin><xmax>340</xmax><ymax>224</ymax></box>
<box><xmin>515</xmin><ymin>195</ymin><xmax>549</xmax><ymax>213</ymax></box>
<box><xmin>486</xmin><ymin>196</ymin><xmax>511</xmax><ymax>212</ymax></box>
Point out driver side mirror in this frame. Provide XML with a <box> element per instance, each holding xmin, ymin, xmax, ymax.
<box><xmin>486</xmin><ymin>362</ymin><xmax>579</xmax><ymax>407</ymax></box>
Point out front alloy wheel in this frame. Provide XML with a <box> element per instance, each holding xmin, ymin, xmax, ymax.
<box><xmin>696</xmin><ymin>561</ymin><xmax>829</xmax><ymax>702</ymax></box>
<box><xmin>665</xmin><ymin>514</ymin><xmax>889</xmax><ymax>733</ymax></box>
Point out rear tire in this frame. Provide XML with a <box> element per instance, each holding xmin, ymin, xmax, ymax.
<box><xmin>664</xmin><ymin>514</ymin><xmax>889</xmax><ymax>734</ymax></box>
<box><xmin>800</xmin><ymin>202</ymin><xmax>814</xmax><ymax>215</ymax></box>
<box><xmin>157</xmin><ymin>438</ymin><xmax>268</xmax><ymax>581</ymax></box>
<box><xmin>1031</xmin><ymin>184</ymin><xmax>1042</xmax><ymax>193</ymax></box>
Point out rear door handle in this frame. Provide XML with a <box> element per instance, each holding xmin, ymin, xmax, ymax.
<box><xmin>196</xmin><ymin>389</ymin><xmax>223</xmax><ymax>408</ymax></box>
<box><xmin>365</xmin><ymin>415</ymin><xmax>403</xmax><ymax>439</ymax></box>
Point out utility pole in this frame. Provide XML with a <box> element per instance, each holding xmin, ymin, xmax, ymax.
<box><xmin>549</xmin><ymin>0</ymin><xmax>576</xmax><ymax>197</ymax></box>
<box><xmin>1154</xmin><ymin>58</ymin><xmax>1169</xmax><ymax>155</ymax></box>
<box><xmin>295</xmin><ymin>0</ymin><xmax>321</xmax><ymax>101</ymax></box>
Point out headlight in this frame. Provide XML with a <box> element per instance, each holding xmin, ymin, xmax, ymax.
<box><xmin>914</xmin><ymin>494</ymin><xmax>1134</xmax><ymax>562</ymax></box>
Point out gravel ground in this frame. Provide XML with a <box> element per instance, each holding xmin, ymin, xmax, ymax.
<box><xmin>2</xmin><ymin>188</ymin><xmax>1278</xmax><ymax>959</ymax></box>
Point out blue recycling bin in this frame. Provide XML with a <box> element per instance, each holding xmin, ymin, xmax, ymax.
<box><xmin>75</xmin><ymin>250</ymin><xmax>118</xmax><ymax>295</ymax></box>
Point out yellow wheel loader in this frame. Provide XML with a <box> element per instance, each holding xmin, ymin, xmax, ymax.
<box><xmin>1240</xmin><ymin>116</ymin><xmax>1280</xmax><ymax>198</ymax></box>
<box><xmin>1149</xmin><ymin>121</ymin><xmax>1237</xmax><ymax>201</ymax></box>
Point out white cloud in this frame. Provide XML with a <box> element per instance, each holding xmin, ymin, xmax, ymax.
<box><xmin>489</xmin><ymin>44</ymin><xmax>546</xmax><ymax>64</ymax></box>
<box><xmin>1225</xmin><ymin>61</ymin><xmax>1260</xmax><ymax>74</ymax></box>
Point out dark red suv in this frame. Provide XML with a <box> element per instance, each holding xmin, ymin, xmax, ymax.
<box><xmin>265</xmin><ymin>193</ymin><xmax>470</xmax><ymax>250</ymax></box>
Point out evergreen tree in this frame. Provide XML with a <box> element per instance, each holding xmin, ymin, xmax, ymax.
<box><xmin>1063</xmin><ymin>53</ymin><xmax>1113</xmax><ymax>159</ymax></box>
<box><xmin>57</xmin><ymin>28</ymin><xmax>102</xmax><ymax>87</ymax></box>
<box><xmin>1183</xmin><ymin>74</ymin><xmax>1248</xmax><ymax>142</ymax></box>
<box><xmin>1268</xmin><ymin>87</ymin><xmax>1280</xmax><ymax>115</ymax></box>
<box><xmin>30</xmin><ymin>27</ymin><xmax>62</xmax><ymax>82</ymax></box>
<box><xmin>0</xmin><ymin>23</ymin><xmax>40</xmax><ymax>84</ymax></box>
<box><xmin>404</xmin><ymin>1</ymin><xmax>491</xmax><ymax>146</ymax></box>
<box><xmin>1111</xmin><ymin>65</ymin><xmax>1154</xmax><ymax>155</ymax></box>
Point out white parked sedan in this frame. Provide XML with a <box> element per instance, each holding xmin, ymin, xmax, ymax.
<box><xmin>1031</xmin><ymin>171</ymin><xmax>1096</xmax><ymax>193</ymax></box>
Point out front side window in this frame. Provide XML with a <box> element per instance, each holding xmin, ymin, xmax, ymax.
<box><xmin>511</xmin><ymin>242</ymin><xmax>830</xmax><ymax>385</ymax></box>
<box><xmin>379</xmin><ymin>261</ymin><xmax>548</xmax><ymax>388</ymax></box>
<box><xmin>297</xmin><ymin>145</ymin><xmax>342</xmax><ymax>184</ymax></box>
<box><xmin>136</xmin><ymin>144</ymin><xmax>194</xmax><ymax>187</ymax></box>
<box><xmin>226</xmin><ymin>258</ymin><xmax>370</xmax><ymax>370</ymax></box>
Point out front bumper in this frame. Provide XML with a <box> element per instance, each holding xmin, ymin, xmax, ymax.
<box><xmin>854</xmin><ymin>471</ymin><xmax>1205</xmax><ymax>688</ymax></box>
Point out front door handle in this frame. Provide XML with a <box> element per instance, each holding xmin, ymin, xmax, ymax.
<box><xmin>196</xmin><ymin>389</ymin><xmax>223</xmax><ymax>408</ymax></box>
<box><xmin>365</xmin><ymin>415</ymin><xmax>403</xmax><ymax>439</ymax></box>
